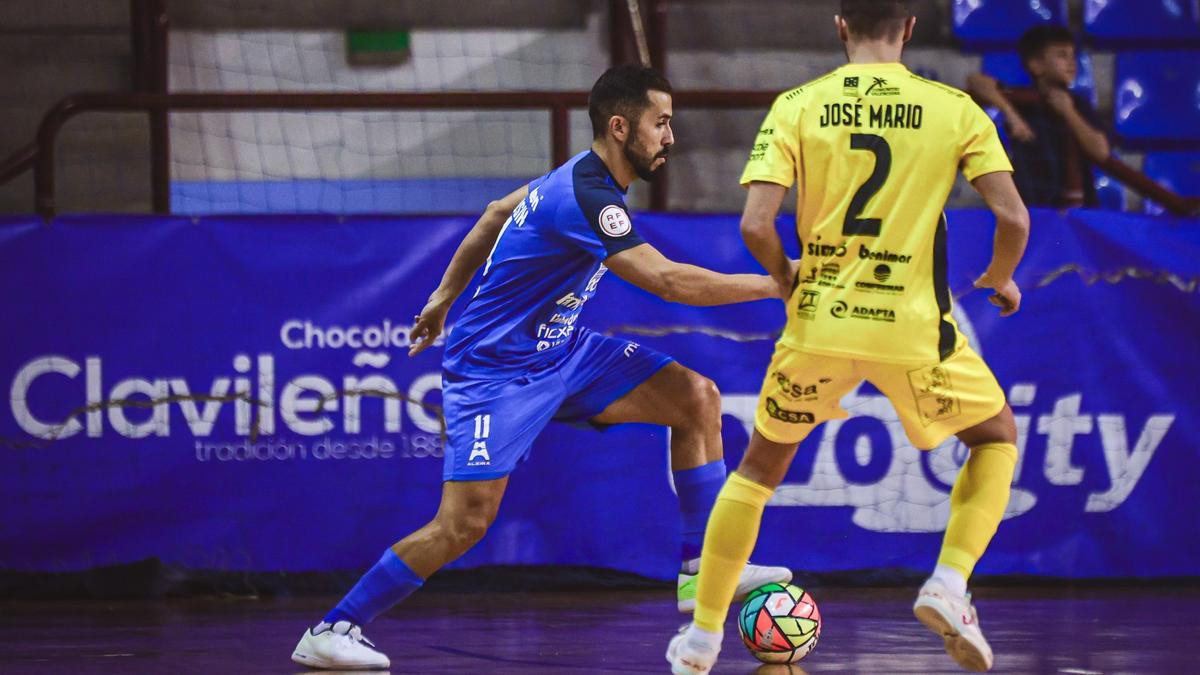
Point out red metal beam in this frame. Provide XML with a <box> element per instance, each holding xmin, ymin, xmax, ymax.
<box><xmin>647</xmin><ymin>0</ymin><xmax>669</xmax><ymax>210</ymax></box>
<box><xmin>131</xmin><ymin>0</ymin><xmax>171</xmax><ymax>213</ymax></box>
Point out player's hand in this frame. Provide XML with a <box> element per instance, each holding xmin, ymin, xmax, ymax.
<box><xmin>1006</xmin><ymin>114</ymin><xmax>1036</xmax><ymax>143</ymax></box>
<box><xmin>408</xmin><ymin>296</ymin><xmax>451</xmax><ymax>356</ymax></box>
<box><xmin>974</xmin><ymin>272</ymin><xmax>1021</xmax><ymax>317</ymax></box>
<box><xmin>774</xmin><ymin>259</ymin><xmax>801</xmax><ymax>300</ymax></box>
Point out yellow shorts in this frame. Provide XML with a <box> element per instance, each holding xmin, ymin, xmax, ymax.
<box><xmin>753</xmin><ymin>342</ymin><xmax>1007</xmax><ymax>450</ymax></box>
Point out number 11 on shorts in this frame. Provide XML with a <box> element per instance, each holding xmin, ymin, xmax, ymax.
<box><xmin>468</xmin><ymin>414</ymin><xmax>492</xmax><ymax>465</ymax></box>
<box><xmin>473</xmin><ymin>414</ymin><xmax>491</xmax><ymax>440</ymax></box>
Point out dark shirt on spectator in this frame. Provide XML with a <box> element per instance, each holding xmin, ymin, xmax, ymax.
<box><xmin>1005</xmin><ymin>91</ymin><xmax>1104</xmax><ymax>208</ymax></box>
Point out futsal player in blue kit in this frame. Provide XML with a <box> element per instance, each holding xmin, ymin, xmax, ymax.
<box><xmin>292</xmin><ymin>65</ymin><xmax>792</xmax><ymax>669</ymax></box>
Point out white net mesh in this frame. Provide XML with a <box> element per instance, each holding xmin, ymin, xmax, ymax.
<box><xmin>168</xmin><ymin>27</ymin><xmax>604</xmax><ymax>213</ymax></box>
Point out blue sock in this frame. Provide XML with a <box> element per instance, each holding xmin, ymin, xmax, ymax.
<box><xmin>323</xmin><ymin>549</ymin><xmax>424</xmax><ymax>626</ymax></box>
<box><xmin>674</xmin><ymin>459</ymin><xmax>727</xmax><ymax>564</ymax></box>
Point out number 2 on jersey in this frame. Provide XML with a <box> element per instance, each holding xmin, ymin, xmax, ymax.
<box><xmin>842</xmin><ymin>134</ymin><xmax>891</xmax><ymax>237</ymax></box>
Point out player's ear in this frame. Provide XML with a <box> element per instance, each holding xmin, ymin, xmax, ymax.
<box><xmin>834</xmin><ymin>15</ymin><xmax>849</xmax><ymax>43</ymax></box>
<box><xmin>608</xmin><ymin>115</ymin><xmax>630</xmax><ymax>143</ymax></box>
<box><xmin>902</xmin><ymin>16</ymin><xmax>916</xmax><ymax>43</ymax></box>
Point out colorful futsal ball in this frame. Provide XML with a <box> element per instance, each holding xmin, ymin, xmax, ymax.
<box><xmin>737</xmin><ymin>582</ymin><xmax>821</xmax><ymax>663</ymax></box>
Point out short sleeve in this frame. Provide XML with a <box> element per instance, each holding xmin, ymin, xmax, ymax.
<box><xmin>960</xmin><ymin>102</ymin><xmax>1015</xmax><ymax>181</ymax></box>
<box><xmin>740</xmin><ymin>93</ymin><xmax>801</xmax><ymax>188</ymax></box>
<box><xmin>559</xmin><ymin>180</ymin><xmax>646</xmax><ymax>260</ymax></box>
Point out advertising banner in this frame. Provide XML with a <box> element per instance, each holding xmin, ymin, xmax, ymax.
<box><xmin>1</xmin><ymin>210</ymin><xmax>1196</xmax><ymax>579</ymax></box>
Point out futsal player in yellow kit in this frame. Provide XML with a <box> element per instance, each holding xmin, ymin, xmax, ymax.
<box><xmin>667</xmin><ymin>1</ymin><xmax>1031</xmax><ymax>673</ymax></box>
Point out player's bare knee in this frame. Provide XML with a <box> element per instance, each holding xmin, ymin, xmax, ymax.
<box><xmin>736</xmin><ymin>431</ymin><xmax>801</xmax><ymax>488</ymax></box>
<box><xmin>679</xmin><ymin>373</ymin><xmax>722</xmax><ymax>430</ymax></box>
<box><xmin>958</xmin><ymin>405</ymin><xmax>1017</xmax><ymax>447</ymax></box>
<box><xmin>443</xmin><ymin>511</ymin><xmax>491</xmax><ymax>551</ymax></box>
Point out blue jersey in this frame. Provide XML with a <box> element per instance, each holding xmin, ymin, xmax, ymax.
<box><xmin>443</xmin><ymin>150</ymin><xmax>647</xmax><ymax>378</ymax></box>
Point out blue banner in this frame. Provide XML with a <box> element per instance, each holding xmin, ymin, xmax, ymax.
<box><xmin>1</xmin><ymin>210</ymin><xmax>1197</xmax><ymax>579</ymax></box>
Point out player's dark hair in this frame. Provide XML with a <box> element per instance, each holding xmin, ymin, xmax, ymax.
<box><xmin>588</xmin><ymin>64</ymin><xmax>673</xmax><ymax>139</ymax></box>
<box><xmin>838</xmin><ymin>0</ymin><xmax>911</xmax><ymax>41</ymax></box>
<box><xmin>1018</xmin><ymin>25</ymin><xmax>1075</xmax><ymax>66</ymax></box>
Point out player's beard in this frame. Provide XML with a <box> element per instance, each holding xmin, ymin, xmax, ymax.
<box><xmin>623</xmin><ymin>128</ymin><xmax>669</xmax><ymax>182</ymax></box>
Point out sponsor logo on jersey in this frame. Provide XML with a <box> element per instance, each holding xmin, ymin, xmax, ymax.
<box><xmin>772</xmin><ymin>372</ymin><xmax>832</xmax><ymax>402</ymax></box>
<box><xmin>830</xmin><ymin>302</ymin><xmax>895</xmax><ymax>322</ymax></box>
<box><xmin>843</xmin><ymin>76</ymin><xmax>859</xmax><ymax>97</ymax></box>
<box><xmin>855</xmin><ymin>264</ymin><xmax>906</xmax><ymax>294</ymax></box>
<box><xmin>556</xmin><ymin>293</ymin><xmax>585</xmax><ymax>310</ymax></box>
<box><xmin>855</xmin><ymin>281</ymin><xmax>907</xmax><ymax>294</ymax></box>
<box><xmin>749</xmin><ymin>126</ymin><xmax>774</xmax><ymax>161</ymax></box>
<box><xmin>851</xmin><ymin>305</ymin><xmax>896</xmax><ymax>322</ymax></box>
<box><xmin>797</xmin><ymin>290</ymin><xmax>820</xmax><ymax>320</ymax></box>
<box><xmin>766</xmin><ymin>397</ymin><xmax>816</xmax><ymax>424</ymax></box>
<box><xmin>598</xmin><ymin>204</ymin><xmax>632</xmax><ymax>237</ymax></box>
<box><xmin>539</xmin><ymin>266</ymin><xmax>608</xmax><ymax>352</ymax></box>
<box><xmin>806</xmin><ymin>241</ymin><xmax>848</xmax><ymax>257</ymax></box>
<box><xmin>801</xmin><ymin>263</ymin><xmax>844</xmax><ymax>289</ymax></box>
<box><xmin>859</xmin><ymin>245</ymin><xmax>912</xmax><ymax>264</ymax></box>
<box><xmin>864</xmin><ymin>77</ymin><xmax>900</xmax><ymax>97</ymax></box>
<box><xmin>907</xmin><ymin>365</ymin><xmax>960</xmax><ymax>426</ymax></box>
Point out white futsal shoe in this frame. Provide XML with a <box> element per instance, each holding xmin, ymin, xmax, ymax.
<box><xmin>666</xmin><ymin>624</ymin><xmax>720</xmax><ymax>675</ymax></box>
<box><xmin>913</xmin><ymin>578</ymin><xmax>994</xmax><ymax>672</ymax></box>
<box><xmin>677</xmin><ymin>563</ymin><xmax>792</xmax><ymax>612</ymax></box>
<box><xmin>292</xmin><ymin>620</ymin><xmax>390</xmax><ymax>670</ymax></box>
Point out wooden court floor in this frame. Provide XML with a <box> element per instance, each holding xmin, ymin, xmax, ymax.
<box><xmin>0</xmin><ymin>585</ymin><xmax>1194</xmax><ymax>673</ymax></box>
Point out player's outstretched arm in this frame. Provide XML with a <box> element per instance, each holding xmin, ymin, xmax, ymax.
<box><xmin>971</xmin><ymin>171</ymin><xmax>1031</xmax><ymax>317</ymax></box>
<box><xmin>408</xmin><ymin>184</ymin><xmax>528</xmax><ymax>355</ymax></box>
<box><xmin>740</xmin><ymin>181</ymin><xmax>794</xmax><ymax>298</ymax></box>
<box><xmin>605</xmin><ymin>243</ymin><xmax>780</xmax><ymax>307</ymax></box>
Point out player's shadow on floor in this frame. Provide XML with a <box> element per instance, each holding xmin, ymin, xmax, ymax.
<box><xmin>294</xmin><ymin>671</ymin><xmax>389</xmax><ymax>674</ymax></box>
<box><xmin>752</xmin><ymin>664</ymin><xmax>808</xmax><ymax>675</ymax></box>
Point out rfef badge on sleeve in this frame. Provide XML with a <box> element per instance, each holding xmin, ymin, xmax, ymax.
<box><xmin>598</xmin><ymin>205</ymin><xmax>632</xmax><ymax>237</ymax></box>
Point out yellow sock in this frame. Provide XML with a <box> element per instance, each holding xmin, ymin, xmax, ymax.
<box><xmin>938</xmin><ymin>442</ymin><xmax>1018</xmax><ymax>579</ymax></box>
<box><xmin>693</xmin><ymin>472</ymin><xmax>774</xmax><ymax>633</ymax></box>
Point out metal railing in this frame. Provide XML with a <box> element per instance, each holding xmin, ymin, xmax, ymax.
<box><xmin>7</xmin><ymin>88</ymin><xmax>1196</xmax><ymax>217</ymax></box>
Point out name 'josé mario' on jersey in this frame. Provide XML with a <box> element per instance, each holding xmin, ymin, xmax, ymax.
<box><xmin>742</xmin><ymin>63</ymin><xmax>1013</xmax><ymax>364</ymax></box>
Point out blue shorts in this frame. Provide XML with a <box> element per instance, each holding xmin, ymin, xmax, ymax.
<box><xmin>441</xmin><ymin>328</ymin><xmax>673</xmax><ymax>481</ymax></box>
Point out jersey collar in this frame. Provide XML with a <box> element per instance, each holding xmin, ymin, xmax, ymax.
<box><xmin>839</xmin><ymin>62</ymin><xmax>910</xmax><ymax>72</ymax></box>
<box><xmin>586</xmin><ymin>150</ymin><xmax>629</xmax><ymax>195</ymax></box>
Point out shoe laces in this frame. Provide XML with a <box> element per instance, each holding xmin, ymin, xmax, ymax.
<box><xmin>348</xmin><ymin>625</ymin><xmax>377</xmax><ymax>648</ymax></box>
<box><xmin>330</xmin><ymin>621</ymin><xmax>377</xmax><ymax>648</ymax></box>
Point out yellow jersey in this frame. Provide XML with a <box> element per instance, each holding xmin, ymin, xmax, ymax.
<box><xmin>740</xmin><ymin>62</ymin><xmax>1013</xmax><ymax>364</ymax></box>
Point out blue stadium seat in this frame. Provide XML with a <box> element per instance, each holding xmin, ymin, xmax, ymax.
<box><xmin>980</xmin><ymin>50</ymin><xmax>1098</xmax><ymax>106</ymax></box>
<box><xmin>1093</xmin><ymin>169</ymin><xmax>1127</xmax><ymax>211</ymax></box>
<box><xmin>1084</xmin><ymin>0</ymin><xmax>1200</xmax><ymax>46</ymax></box>
<box><xmin>953</xmin><ymin>0</ymin><xmax>1069</xmax><ymax>46</ymax></box>
<box><xmin>1142</xmin><ymin>152</ymin><xmax>1200</xmax><ymax>214</ymax></box>
<box><xmin>1114</xmin><ymin>51</ymin><xmax>1200</xmax><ymax>143</ymax></box>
